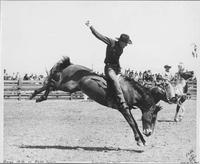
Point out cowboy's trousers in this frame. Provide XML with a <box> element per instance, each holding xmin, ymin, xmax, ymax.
<box><xmin>104</xmin><ymin>65</ymin><xmax>127</xmax><ymax>108</ymax></box>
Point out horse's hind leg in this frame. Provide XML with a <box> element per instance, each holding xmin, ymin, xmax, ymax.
<box><xmin>29</xmin><ymin>85</ymin><xmax>47</xmax><ymax>100</ymax></box>
<box><xmin>36</xmin><ymin>86</ymin><xmax>54</xmax><ymax>102</ymax></box>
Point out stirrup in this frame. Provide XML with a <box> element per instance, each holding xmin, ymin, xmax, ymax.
<box><xmin>106</xmin><ymin>96</ymin><xmax>113</xmax><ymax>107</ymax></box>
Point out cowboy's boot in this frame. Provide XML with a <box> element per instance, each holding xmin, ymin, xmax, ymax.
<box><xmin>169</xmin><ymin>97</ymin><xmax>177</xmax><ymax>104</ymax></box>
<box><xmin>119</xmin><ymin>102</ymin><xmax>129</xmax><ymax>110</ymax></box>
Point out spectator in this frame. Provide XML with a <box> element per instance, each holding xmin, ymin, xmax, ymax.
<box><xmin>23</xmin><ymin>74</ymin><xmax>29</xmax><ymax>80</ymax></box>
<box><xmin>128</xmin><ymin>71</ymin><xmax>134</xmax><ymax>79</ymax></box>
<box><xmin>134</xmin><ymin>71</ymin><xmax>139</xmax><ymax>81</ymax></box>
<box><xmin>4</xmin><ymin>69</ymin><xmax>9</xmax><ymax>80</ymax></box>
<box><xmin>162</xmin><ymin>65</ymin><xmax>176</xmax><ymax>103</ymax></box>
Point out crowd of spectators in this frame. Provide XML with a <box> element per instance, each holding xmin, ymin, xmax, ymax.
<box><xmin>94</xmin><ymin>68</ymin><xmax>164</xmax><ymax>84</ymax></box>
<box><xmin>94</xmin><ymin>68</ymin><xmax>196</xmax><ymax>88</ymax></box>
<box><xmin>125</xmin><ymin>68</ymin><xmax>196</xmax><ymax>84</ymax></box>
<box><xmin>4</xmin><ymin>68</ymin><xmax>195</xmax><ymax>86</ymax></box>
<box><xmin>4</xmin><ymin>69</ymin><xmax>45</xmax><ymax>81</ymax></box>
<box><xmin>23</xmin><ymin>73</ymin><xmax>44</xmax><ymax>81</ymax></box>
<box><xmin>123</xmin><ymin>68</ymin><xmax>163</xmax><ymax>84</ymax></box>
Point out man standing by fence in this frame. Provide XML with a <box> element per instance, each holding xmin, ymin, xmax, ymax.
<box><xmin>162</xmin><ymin>65</ymin><xmax>176</xmax><ymax>103</ymax></box>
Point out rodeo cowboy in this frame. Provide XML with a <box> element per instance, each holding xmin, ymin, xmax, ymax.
<box><xmin>162</xmin><ymin>65</ymin><xmax>177</xmax><ymax>103</ymax></box>
<box><xmin>85</xmin><ymin>20</ymin><xmax>132</xmax><ymax>110</ymax></box>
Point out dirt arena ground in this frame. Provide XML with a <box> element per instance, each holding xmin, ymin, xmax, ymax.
<box><xmin>4</xmin><ymin>99</ymin><xmax>197</xmax><ymax>163</ymax></box>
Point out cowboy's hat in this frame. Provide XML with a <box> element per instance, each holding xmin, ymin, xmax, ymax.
<box><xmin>164</xmin><ymin>65</ymin><xmax>171</xmax><ymax>69</ymax></box>
<box><xmin>116</xmin><ymin>34</ymin><xmax>132</xmax><ymax>44</ymax></box>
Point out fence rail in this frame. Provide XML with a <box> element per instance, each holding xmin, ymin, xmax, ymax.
<box><xmin>4</xmin><ymin>79</ymin><xmax>197</xmax><ymax>100</ymax></box>
<box><xmin>4</xmin><ymin>79</ymin><xmax>85</xmax><ymax>100</ymax></box>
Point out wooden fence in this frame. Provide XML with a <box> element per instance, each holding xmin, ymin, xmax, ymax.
<box><xmin>4</xmin><ymin>79</ymin><xmax>85</xmax><ymax>100</ymax></box>
<box><xmin>4</xmin><ymin>79</ymin><xmax>197</xmax><ymax>100</ymax></box>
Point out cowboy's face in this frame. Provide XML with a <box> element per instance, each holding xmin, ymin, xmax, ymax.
<box><xmin>165</xmin><ymin>68</ymin><xmax>170</xmax><ymax>72</ymax></box>
<box><xmin>119</xmin><ymin>41</ymin><xmax>128</xmax><ymax>48</ymax></box>
<box><xmin>178</xmin><ymin>65</ymin><xmax>184</xmax><ymax>72</ymax></box>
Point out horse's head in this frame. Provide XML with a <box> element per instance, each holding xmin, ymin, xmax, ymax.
<box><xmin>180</xmin><ymin>71</ymin><xmax>194</xmax><ymax>80</ymax></box>
<box><xmin>141</xmin><ymin>105</ymin><xmax>162</xmax><ymax>136</ymax></box>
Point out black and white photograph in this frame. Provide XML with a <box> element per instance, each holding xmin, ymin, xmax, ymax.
<box><xmin>1</xmin><ymin>1</ymin><xmax>200</xmax><ymax>163</ymax></box>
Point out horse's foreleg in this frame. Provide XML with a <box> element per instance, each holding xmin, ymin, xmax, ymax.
<box><xmin>129</xmin><ymin>110</ymin><xmax>146</xmax><ymax>146</ymax></box>
<box><xmin>119</xmin><ymin>108</ymin><xmax>146</xmax><ymax>146</ymax></box>
<box><xmin>29</xmin><ymin>85</ymin><xmax>47</xmax><ymax>100</ymax></box>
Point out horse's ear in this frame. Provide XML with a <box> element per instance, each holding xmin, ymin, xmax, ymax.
<box><xmin>154</xmin><ymin>105</ymin><xmax>162</xmax><ymax>114</ymax></box>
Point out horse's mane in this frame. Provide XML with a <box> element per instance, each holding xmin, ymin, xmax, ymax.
<box><xmin>123</xmin><ymin>76</ymin><xmax>165</xmax><ymax>112</ymax></box>
<box><xmin>60</xmin><ymin>56</ymin><xmax>72</xmax><ymax>69</ymax></box>
<box><xmin>123</xmin><ymin>76</ymin><xmax>148</xmax><ymax>91</ymax></box>
<box><xmin>123</xmin><ymin>76</ymin><xmax>155</xmax><ymax>103</ymax></box>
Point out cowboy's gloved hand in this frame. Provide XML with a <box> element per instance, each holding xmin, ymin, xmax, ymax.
<box><xmin>85</xmin><ymin>20</ymin><xmax>91</xmax><ymax>28</ymax></box>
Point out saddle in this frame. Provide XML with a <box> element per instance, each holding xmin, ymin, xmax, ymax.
<box><xmin>90</xmin><ymin>75</ymin><xmax>120</xmax><ymax>107</ymax></box>
<box><xmin>90</xmin><ymin>76</ymin><xmax>107</xmax><ymax>89</ymax></box>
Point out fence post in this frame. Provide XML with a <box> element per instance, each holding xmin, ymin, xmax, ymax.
<box><xmin>17</xmin><ymin>78</ymin><xmax>22</xmax><ymax>100</ymax></box>
<box><xmin>70</xmin><ymin>93</ymin><xmax>72</xmax><ymax>100</ymax></box>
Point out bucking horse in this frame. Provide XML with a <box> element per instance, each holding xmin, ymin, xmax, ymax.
<box><xmin>30</xmin><ymin>56</ymin><xmax>163</xmax><ymax>146</ymax></box>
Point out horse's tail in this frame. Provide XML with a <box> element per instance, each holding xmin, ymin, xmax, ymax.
<box><xmin>60</xmin><ymin>56</ymin><xmax>72</xmax><ymax>69</ymax></box>
<box><xmin>45</xmin><ymin>67</ymin><xmax>49</xmax><ymax>76</ymax></box>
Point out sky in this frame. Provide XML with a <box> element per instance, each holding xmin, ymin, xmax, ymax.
<box><xmin>1</xmin><ymin>1</ymin><xmax>200</xmax><ymax>76</ymax></box>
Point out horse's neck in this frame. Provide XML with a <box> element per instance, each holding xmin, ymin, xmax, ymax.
<box><xmin>151</xmin><ymin>86</ymin><xmax>167</xmax><ymax>103</ymax></box>
<box><xmin>122</xmin><ymin>77</ymin><xmax>156</xmax><ymax>105</ymax></box>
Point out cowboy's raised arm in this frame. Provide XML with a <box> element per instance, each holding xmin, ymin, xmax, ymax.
<box><xmin>85</xmin><ymin>20</ymin><xmax>113</xmax><ymax>46</ymax></box>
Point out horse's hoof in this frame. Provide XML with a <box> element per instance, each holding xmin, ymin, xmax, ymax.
<box><xmin>174</xmin><ymin>118</ymin><xmax>178</xmax><ymax>122</ymax></box>
<box><xmin>36</xmin><ymin>99</ymin><xmax>41</xmax><ymax>103</ymax></box>
<box><xmin>137</xmin><ymin>142</ymin><xmax>143</xmax><ymax>147</ymax></box>
<box><xmin>178</xmin><ymin>117</ymin><xmax>183</xmax><ymax>122</ymax></box>
<box><xmin>137</xmin><ymin>140</ymin><xmax>146</xmax><ymax>147</ymax></box>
